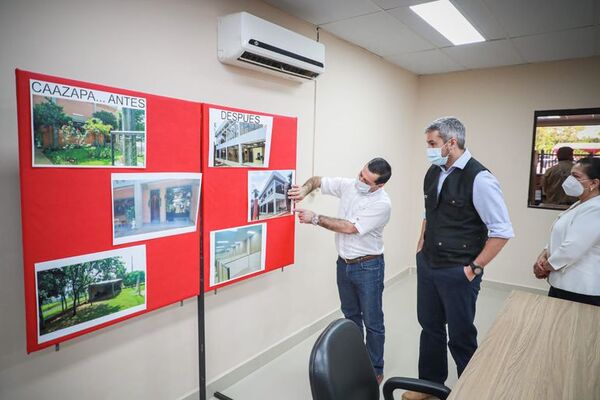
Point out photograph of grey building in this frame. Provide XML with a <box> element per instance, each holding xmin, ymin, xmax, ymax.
<box><xmin>209</xmin><ymin>108</ymin><xmax>272</xmax><ymax>167</ymax></box>
<box><xmin>248</xmin><ymin>170</ymin><xmax>295</xmax><ymax>221</ymax></box>
<box><xmin>210</xmin><ymin>224</ymin><xmax>266</xmax><ymax>287</ymax></box>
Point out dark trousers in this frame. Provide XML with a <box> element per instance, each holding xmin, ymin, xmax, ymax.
<box><xmin>336</xmin><ymin>255</ymin><xmax>385</xmax><ymax>375</ymax></box>
<box><xmin>548</xmin><ymin>286</ymin><xmax>600</xmax><ymax>306</ymax></box>
<box><xmin>416</xmin><ymin>251</ymin><xmax>482</xmax><ymax>384</ymax></box>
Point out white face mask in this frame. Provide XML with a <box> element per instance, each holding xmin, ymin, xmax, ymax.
<box><xmin>355</xmin><ymin>178</ymin><xmax>371</xmax><ymax>194</ymax></box>
<box><xmin>426</xmin><ymin>141</ymin><xmax>450</xmax><ymax>166</ymax></box>
<box><xmin>562</xmin><ymin>175</ymin><xmax>584</xmax><ymax>197</ymax></box>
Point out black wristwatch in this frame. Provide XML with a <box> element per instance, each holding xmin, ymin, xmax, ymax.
<box><xmin>470</xmin><ymin>262</ymin><xmax>483</xmax><ymax>276</ymax></box>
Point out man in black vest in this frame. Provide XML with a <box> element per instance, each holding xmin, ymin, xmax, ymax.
<box><xmin>403</xmin><ymin>117</ymin><xmax>514</xmax><ymax>400</ymax></box>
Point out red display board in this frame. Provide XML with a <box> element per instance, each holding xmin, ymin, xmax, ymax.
<box><xmin>202</xmin><ymin>104</ymin><xmax>296</xmax><ymax>291</ymax></box>
<box><xmin>16</xmin><ymin>70</ymin><xmax>202</xmax><ymax>352</ymax></box>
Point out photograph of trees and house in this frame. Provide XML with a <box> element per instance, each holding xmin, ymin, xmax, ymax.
<box><xmin>36</xmin><ymin>245</ymin><xmax>146</xmax><ymax>342</ymax></box>
<box><xmin>32</xmin><ymin>94</ymin><xmax>146</xmax><ymax>167</ymax></box>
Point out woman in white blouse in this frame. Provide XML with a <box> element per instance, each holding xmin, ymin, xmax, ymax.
<box><xmin>533</xmin><ymin>157</ymin><xmax>600</xmax><ymax>306</ymax></box>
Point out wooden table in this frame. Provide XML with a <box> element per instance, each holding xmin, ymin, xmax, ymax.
<box><xmin>448</xmin><ymin>290</ymin><xmax>600</xmax><ymax>399</ymax></box>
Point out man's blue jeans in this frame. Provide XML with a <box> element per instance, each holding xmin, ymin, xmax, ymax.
<box><xmin>336</xmin><ymin>255</ymin><xmax>385</xmax><ymax>375</ymax></box>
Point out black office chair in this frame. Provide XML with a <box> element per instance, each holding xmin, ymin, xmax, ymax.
<box><xmin>309</xmin><ymin>319</ymin><xmax>451</xmax><ymax>400</ymax></box>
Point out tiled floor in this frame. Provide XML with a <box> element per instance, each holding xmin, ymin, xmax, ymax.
<box><xmin>211</xmin><ymin>273</ymin><xmax>512</xmax><ymax>400</ymax></box>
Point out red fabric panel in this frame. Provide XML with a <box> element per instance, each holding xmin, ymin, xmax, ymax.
<box><xmin>201</xmin><ymin>104</ymin><xmax>297</xmax><ymax>291</ymax></box>
<box><xmin>16</xmin><ymin>70</ymin><xmax>202</xmax><ymax>353</ymax></box>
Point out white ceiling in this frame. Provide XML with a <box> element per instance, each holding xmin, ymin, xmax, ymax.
<box><xmin>263</xmin><ymin>0</ymin><xmax>600</xmax><ymax>75</ymax></box>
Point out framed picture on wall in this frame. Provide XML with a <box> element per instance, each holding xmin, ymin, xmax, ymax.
<box><xmin>528</xmin><ymin>108</ymin><xmax>600</xmax><ymax>210</ymax></box>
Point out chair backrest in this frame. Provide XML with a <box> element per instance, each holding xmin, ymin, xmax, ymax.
<box><xmin>309</xmin><ymin>319</ymin><xmax>379</xmax><ymax>400</ymax></box>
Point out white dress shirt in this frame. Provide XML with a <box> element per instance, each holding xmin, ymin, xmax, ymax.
<box><xmin>428</xmin><ymin>149</ymin><xmax>514</xmax><ymax>239</ymax></box>
<box><xmin>548</xmin><ymin>195</ymin><xmax>600</xmax><ymax>296</ymax></box>
<box><xmin>321</xmin><ymin>177</ymin><xmax>392</xmax><ymax>259</ymax></box>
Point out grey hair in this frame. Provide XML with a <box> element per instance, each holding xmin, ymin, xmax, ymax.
<box><xmin>425</xmin><ymin>117</ymin><xmax>466</xmax><ymax>149</ymax></box>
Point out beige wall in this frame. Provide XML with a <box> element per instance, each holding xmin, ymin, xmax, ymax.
<box><xmin>313</xmin><ymin>30</ymin><xmax>419</xmax><ymax>273</ymax></box>
<box><xmin>0</xmin><ymin>0</ymin><xmax>417</xmax><ymax>399</ymax></box>
<box><xmin>2</xmin><ymin>0</ymin><xmax>599</xmax><ymax>399</ymax></box>
<box><xmin>414</xmin><ymin>56</ymin><xmax>600</xmax><ymax>290</ymax></box>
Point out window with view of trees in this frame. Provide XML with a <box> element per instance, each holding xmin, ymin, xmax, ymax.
<box><xmin>528</xmin><ymin>108</ymin><xmax>600</xmax><ymax>210</ymax></box>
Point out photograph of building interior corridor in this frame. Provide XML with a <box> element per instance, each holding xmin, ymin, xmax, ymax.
<box><xmin>248</xmin><ymin>170</ymin><xmax>295</xmax><ymax>221</ymax></box>
<box><xmin>211</xmin><ymin>223</ymin><xmax>266</xmax><ymax>286</ymax></box>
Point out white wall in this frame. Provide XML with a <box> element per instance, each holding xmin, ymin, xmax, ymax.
<box><xmin>314</xmin><ymin>30</ymin><xmax>419</xmax><ymax>273</ymax></box>
<box><xmin>0</xmin><ymin>1</ymin><xmax>418</xmax><ymax>399</ymax></box>
<box><xmin>414</xmin><ymin>56</ymin><xmax>600</xmax><ymax>290</ymax></box>
<box><xmin>3</xmin><ymin>1</ymin><xmax>598</xmax><ymax>398</ymax></box>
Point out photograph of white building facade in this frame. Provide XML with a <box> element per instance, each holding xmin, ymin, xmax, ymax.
<box><xmin>211</xmin><ymin>224</ymin><xmax>266</xmax><ymax>286</ymax></box>
<box><xmin>209</xmin><ymin>108</ymin><xmax>272</xmax><ymax>167</ymax></box>
<box><xmin>112</xmin><ymin>173</ymin><xmax>201</xmax><ymax>244</ymax></box>
<box><xmin>248</xmin><ymin>170</ymin><xmax>295</xmax><ymax>221</ymax></box>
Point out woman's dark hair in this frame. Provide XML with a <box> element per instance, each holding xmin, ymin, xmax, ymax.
<box><xmin>576</xmin><ymin>157</ymin><xmax>600</xmax><ymax>180</ymax></box>
<box><xmin>368</xmin><ymin>158</ymin><xmax>392</xmax><ymax>184</ymax></box>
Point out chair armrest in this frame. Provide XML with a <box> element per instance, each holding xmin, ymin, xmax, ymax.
<box><xmin>383</xmin><ymin>377</ymin><xmax>451</xmax><ymax>400</ymax></box>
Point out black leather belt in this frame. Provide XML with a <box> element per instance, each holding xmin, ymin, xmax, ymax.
<box><xmin>341</xmin><ymin>254</ymin><xmax>382</xmax><ymax>265</ymax></box>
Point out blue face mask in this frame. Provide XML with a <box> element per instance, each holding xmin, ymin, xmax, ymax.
<box><xmin>355</xmin><ymin>178</ymin><xmax>371</xmax><ymax>194</ymax></box>
<box><xmin>426</xmin><ymin>142</ymin><xmax>450</xmax><ymax>166</ymax></box>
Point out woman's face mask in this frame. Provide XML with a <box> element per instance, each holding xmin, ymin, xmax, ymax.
<box><xmin>561</xmin><ymin>175</ymin><xmax>586</xmax><ymax>197</ymax></box>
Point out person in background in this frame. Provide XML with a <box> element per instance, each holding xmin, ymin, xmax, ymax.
<box><xmin>289</xmin><ymin>158</ymin><xmax>392</xmax><ymax>385</ymax></box>
<box><xmin>534</xmin><ymin>157</ymin><xmax>600</xmax><ymax>306</ymax></box>
<box><xmin>542</xmin><ymin>146</ymin><xmax>577</xmax><ymax>205</ymax></box>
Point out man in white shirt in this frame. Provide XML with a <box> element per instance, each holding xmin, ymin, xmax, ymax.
<box><xmin>289</xmin><ymin>158</ymin><xmax>392</xmax><ymax>384</ymax></box>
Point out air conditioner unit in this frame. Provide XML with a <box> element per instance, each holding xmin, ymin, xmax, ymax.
<box><xmin>218</xmin><ymin>12</ymin><xmax>325</xmax><ymax>82</ymax></box>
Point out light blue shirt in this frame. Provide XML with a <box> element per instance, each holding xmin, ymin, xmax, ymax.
<box><xmin>429</xmin><ymin>149</ymin><xmax>514</xmax><ymax>239</ymax></box>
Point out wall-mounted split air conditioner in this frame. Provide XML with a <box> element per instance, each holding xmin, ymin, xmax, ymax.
<box><xmin>218</xmin><ymin>12</ymin><xmax>325</xmax><ymax>82</ymax></box>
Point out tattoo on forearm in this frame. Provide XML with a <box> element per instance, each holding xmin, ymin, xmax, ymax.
<box><xmin>302</xmin><ymin>176</ymin><xmax>321</xmax><ymax>195</ymax></box>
